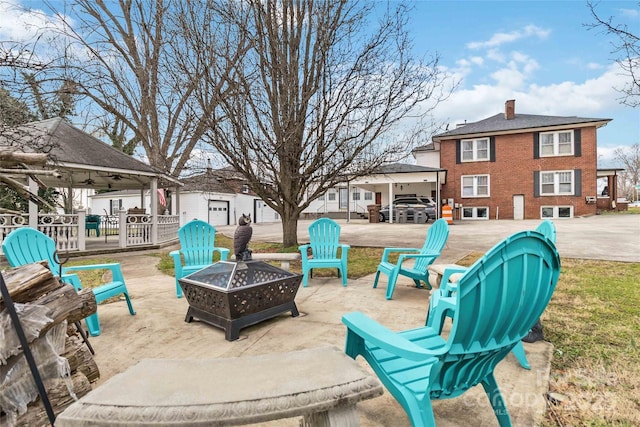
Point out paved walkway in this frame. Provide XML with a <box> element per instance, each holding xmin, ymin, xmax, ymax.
<box><xmin>82</xmin><ymin>215</ymin><xmax>638</xmax><ymax>426</ymax></box>
<box><xmin>218</xmin><ymin>214</ymin><xmax>640</xmax><ymax>263</ymax></box>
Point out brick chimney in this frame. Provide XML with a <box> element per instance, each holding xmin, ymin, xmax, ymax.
<box><xmin>505</xmin><ymin>99</ymin><xmax>515</xmax><ymax>120</ymax></box>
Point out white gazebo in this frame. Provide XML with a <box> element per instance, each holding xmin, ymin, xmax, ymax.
<box><xmin>0</xmin><ymin>118</ymin><xmax>183</xmax><ymax>253</ymax></box>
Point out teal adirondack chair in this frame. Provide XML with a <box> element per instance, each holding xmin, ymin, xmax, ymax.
<box><xmin>298</xmin><ymin>218</ymin><xmax>350</xmax><ymax>287</ymax></box>
<box><xmin>343</xmin><ymin>230</ymin><xmax>560</xmax><ymax>427</ymax></box>
<box><xmin>2</xmin><ymin>227</ymin><xmax>135</xmax><ymax>336</ymax></box>
<box><xmin>170</xmin><ymin>219</ymin><xmax>230</xmax><ymax>298</ymax></box>
<box><xmin>373</xmin><ymin>218</ymin><xmax>449</xmax><ymax>300</ymax></box>
<box><xmin>427</xmin><ymin>220</ymin><xmax>557</xmax><ymax>370</ymax></box>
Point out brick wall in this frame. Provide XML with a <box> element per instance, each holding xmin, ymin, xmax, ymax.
<box><xmin>440</xmin><ymin>127</ymin><xmax>599</xmax><ymax>219</ymax></box>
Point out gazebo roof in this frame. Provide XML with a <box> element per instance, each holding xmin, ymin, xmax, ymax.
<box><xmin>1</xmin><ymin>118</ymin><xmax>181</xmax><ymax>190</ymax></box>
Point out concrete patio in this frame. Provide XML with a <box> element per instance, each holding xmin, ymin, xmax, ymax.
<box><xmin>72</xmin><ymin>215</ymin><xmax>639</xmax><ymax>426</ymax></box>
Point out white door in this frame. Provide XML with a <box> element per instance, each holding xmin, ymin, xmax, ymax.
<box><xmin>254</xmin><ymin>199</ymin><xmax>279</xmax><ymax>223</ymax></box>
<box><xmin>208</xmin><ymin>200</ymin><xmax>229</xmax><ymax>225</ymax></box>
<box><xmin>513</xmin><ymin>195</ymin><xmax>524</xmax><ymax>220</ymax></box>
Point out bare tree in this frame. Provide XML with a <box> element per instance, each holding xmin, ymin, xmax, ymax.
<box><xmin>44</xmin><ymin>0</ymin><xmax>237</xmax><ymax>177</ymax></box>
<box><xmin>587</xmin><ymin>1</ymin><xmax>640</xmax><ymax>107</ymax></box>
<box><xmin>615</xmin><ymin>143</ymin><xmax>640</xmax><ymax>200</ymax></box>
<box><xmin>189</xmin><ymin>0</ymin><xmax>453</xmax><ymax>246</ymax></box>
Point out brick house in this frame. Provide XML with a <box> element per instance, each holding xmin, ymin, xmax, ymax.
<box><xmin>432</xmin><ymin>100</ymin><xmax>611</xmax><ymax>220</ymax></box>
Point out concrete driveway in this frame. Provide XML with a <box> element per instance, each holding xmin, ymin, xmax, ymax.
<box><xmin>218</xmin><ymin>214</ymin><xmax>640</xmax><ymax>263</ymax></box>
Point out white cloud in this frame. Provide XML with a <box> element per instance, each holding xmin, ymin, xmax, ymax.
<box><xmin>486</xmin><ymin>48</ymin><xmax>506</xmax><ymax>63</ymax></box>
<box><xmin>618</xmin><ymin>8</ymin><xmax>639</xmax><ymax>18</ymax></box>
<box><xmin>0</xmin><ymin>0</ymin><xmax>67</xmax><ymax>42</ymax></box>
<box><xmin>466</xmin><ymin>24</ymin><xmax>550</xmax><ymax>50</ymax></box>
<box><xmin>425</xmin><ymin>61</ymin><xmax>634</xmax><ymax>136</ymax></box>
<box><xmin>490</xmin><ymin>67</ymin><xmax>526</xmax><ymax>88</ymax></box>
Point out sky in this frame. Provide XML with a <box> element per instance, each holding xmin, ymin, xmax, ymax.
<box><xmin>401</xmin><ymin>0</ymin><xmax>639</xmax><ymax>166</ymax></box>
<box><xmin>1</xmin><ymin>0</ymin><xmax>638</xmax><ymax>168</ymax></box>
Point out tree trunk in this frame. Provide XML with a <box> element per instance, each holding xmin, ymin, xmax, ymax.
<box><xmin>281</xmin><ymin>211</ymin><xmax>300</xmax><ymax>248</ymax></box>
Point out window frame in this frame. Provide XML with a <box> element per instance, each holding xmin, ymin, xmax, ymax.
<box><xmin>540</xmin><ymin>170</ymin><xmax>574</xmax><ymax>196</ymax></box>
<box><xmin>541</xmin><ymin>206</ymin><xmax>573</xmax><ymax>219</ymax></box>
<box><xmin>461</xmin><ymin>174</ymin><xmax>490</xmax><ymax>198</ymax></box>
<box><xmin>462</xmin><ymin>206</ymin><xmax>489</xmax><ymax>220</ymax></box>
<box><xmin>539</xmin><ymin>130</ymin><xmax>574</xmax><ymax>157</ymax></box>
<box><xmin>460</xmin><ymin>138</ymin><xmax>490</xmax><ymax>162</ymax></box>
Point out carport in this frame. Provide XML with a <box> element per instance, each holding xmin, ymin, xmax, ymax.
<box><xmin>350</xmin><ymin>163</ymin><xmax>447</xmax><ymax>223</ymax></box>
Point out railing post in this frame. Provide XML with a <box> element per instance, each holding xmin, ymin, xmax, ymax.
<box><xmin>119</xmin><ymin>210</ymin><xmax>127</xmax><ymax>248</ymax></box>
<box><xmin>77</xmin><ymin>209</ymin><xmax>86</xmax><ymax>251</ymax></box>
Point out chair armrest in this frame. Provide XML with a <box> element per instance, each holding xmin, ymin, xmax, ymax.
<box><xmin>61</xmin><ymin>273</ymin><xmax>82</xmax><ymax>291</ymax></box>
<box><xmin>298</xmin><ymin>244</ymin><xmax>311</xmax><ymax>261</ymax></box>
<box><xmin>214</xmin><ymin>247</ymin><xmax>230</xmax><ymax>261</ymax></box>
<box><xmin>339</xmin><ymin>244</ymin><xmax>350</xmax><ymax>260</ymax></box>
<box><xmin>380</xmin><ymin>247</ymin><xmax>419</xmax><ymax>263</ymax></box>
<box><xmin>62</xmin><ymin>263</ymin><xmax>125</xmax><ymax>283</ymax></box>
<box><xmin>396</xmin><ymin>252</ymin><xmax>441</xmax><ymax>265</ymax></box>
<box><xmin>440</xmin><ymin>266</ymin><xmax>468</xmax><ymax>294</ymax></box>
<box><xmin>343</xmin><ymin>311</ymin><xmax>442</xmax><ymax>361</ymax></box>
<box><xmin>169</xmin><ymin>250</ymin><xmax>184</xmax><ymax>275</ymax></box>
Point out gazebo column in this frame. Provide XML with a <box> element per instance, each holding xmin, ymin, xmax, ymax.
<box><xmin>150</xmin><ymin>178</ymin><xmax>158</xmax><ymax>244</ymax></box>
<box><xmin>28</xmin><ymin>177</ymin><xmax>38</xmax><ymax>228</ymax></box>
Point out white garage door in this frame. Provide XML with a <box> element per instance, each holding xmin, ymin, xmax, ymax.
<box><xmin>208</xmin><ymin>200</ymin><xmax>229</xmax><ymax>226</ymax></box>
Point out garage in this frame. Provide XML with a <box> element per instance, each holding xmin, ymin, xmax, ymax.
<box><xmin>208</xmin><ymin>200</ymin><xmax>229</xmax><ymax>226</ymax></box>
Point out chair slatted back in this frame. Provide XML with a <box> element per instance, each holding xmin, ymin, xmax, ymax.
<box><xmin>308</xmin><ymin>218</ymin><xmax>341</xmax><ymax>260</ymax></box>
<box><xmin>2</xmin><ymin>228</ymin><xmax>61</xmax><ymax>274</ymax></box>
<box><xmin>535</xmin><ymin>219</ymin><xmax>557</xmax><ymax>244</ymax></box>
<box><xmin>178</xmin><ymin>220</ymin><xmax>218</xmax><ymax>266</ymax></box>
<box><xmin>414</xmin><ymin>218</ymin><xmax>449</xmax><ymax>271</ymax></box>
<box><xmin>429</xmin><ymin>231</ymin><xmax>560</xmax><ymax>398</ymax></box>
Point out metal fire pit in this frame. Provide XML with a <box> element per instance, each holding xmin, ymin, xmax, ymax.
<box><xmin>178</xmin><ymin>261</ymin><xmax>302</xmax><ymax>341</ymax></box>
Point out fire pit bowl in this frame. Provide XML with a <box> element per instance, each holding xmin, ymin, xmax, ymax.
<box><xmin>178</xmin><ymin>261</ymin><xmax>302</xmax><ymax>341</ymax></box>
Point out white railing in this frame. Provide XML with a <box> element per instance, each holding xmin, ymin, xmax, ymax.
<box><xmin>0</xmin><ymin>211</ymin><xmax>179</xmax><ymax>255</ymax></box>
<box><xmin>0</xmin><ymin>214</ymin><xmax>29</xmax><ymax>249</ymax></box>
<box><xmin>123</xmin><ymin>214</ymin><xmax>152</xmax><ymax>246</ymax></box>
<box><xmin>37</xmin><ymin>213</ymin><xmax>81</xmax><ymax>252</ymax></box>
<box><xmin>157</xmin><ymin>215</ymin><xmax>180</xmax><ymax>243</ymax></box>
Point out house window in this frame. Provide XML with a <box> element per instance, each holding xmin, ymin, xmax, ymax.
<box><xmin>462</xmin><ymin>206</ymin><xmax>489</xmax><ymax>219</ymax></box>
<box><xmin>316</xmin><ymin>193</ymin><xmax>325</xmax><ymax>201</ymax></box>
<box><xmin>461</xmin><ymin>175</ymin><xmax>490</xmax><ymax>197</ymax></box>
<box><xmin>364</xmin><ymin>192</ymin><xmax>373</xmax><ymax>200</ymax></box>
<box><xmin>328</xmin><ymin>192</ymin><xmax>336</xmax><ymax>201</ymax></box>
<box><xmin>541</xmin><ymin>206</ymin><xmax>573</xmax><ymax>219</ymax></box>
<box><xmin>352</xmin><ymin>191</ymin><xmax>361</xmax><ymax>201</ymax></box>
<box><xmin>110</xmin><ymin>199</ymin><xmax>122</xmax><ymax>215</ymax></box>
<box><xmin>540</xmin><ymin>131</ymin><xmax>574</xmax><ymax>157</ymax></box>
<box><xmin>461</xmin><ymin>138</ymin><xmax>489</xmax><ymax>162</ymax></box>
<box><xmin>540</xmin><ymin>170</ymin><xmax>574</xmax><ymax>195</ymax></box>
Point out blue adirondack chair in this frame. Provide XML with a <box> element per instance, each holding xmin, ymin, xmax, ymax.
<box><xmin>298</xmin><ymin>218</ymin><xmax>350</xmax><ymax>287</ymax></box>
<box><xmin>373</xmin><ymin>218</ymin><xmax>449</xmax><ymax>300</ymax></box>
<box><xmin>85</xmin><ymin>214</ymin><xmax>101</xmax><ymax>237</ymax></box>
<box><xmin>170</xmin><ymin>219</ymin><xmax>230</xmax><ymax>298</ymax></box>
<box><xmin>2</xmin><ymin>227</ymin><xmax>135</xmax><ymax>336</ymax></box>
<box><xmin>426</xmin><ymin>220</ymin><xmax>557</xmax><ymax>370</ymax></box>
<box><xmin>343</xmin><ymin>230</ymin><xmax>560</xmax><ymax>427</ymax></box>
